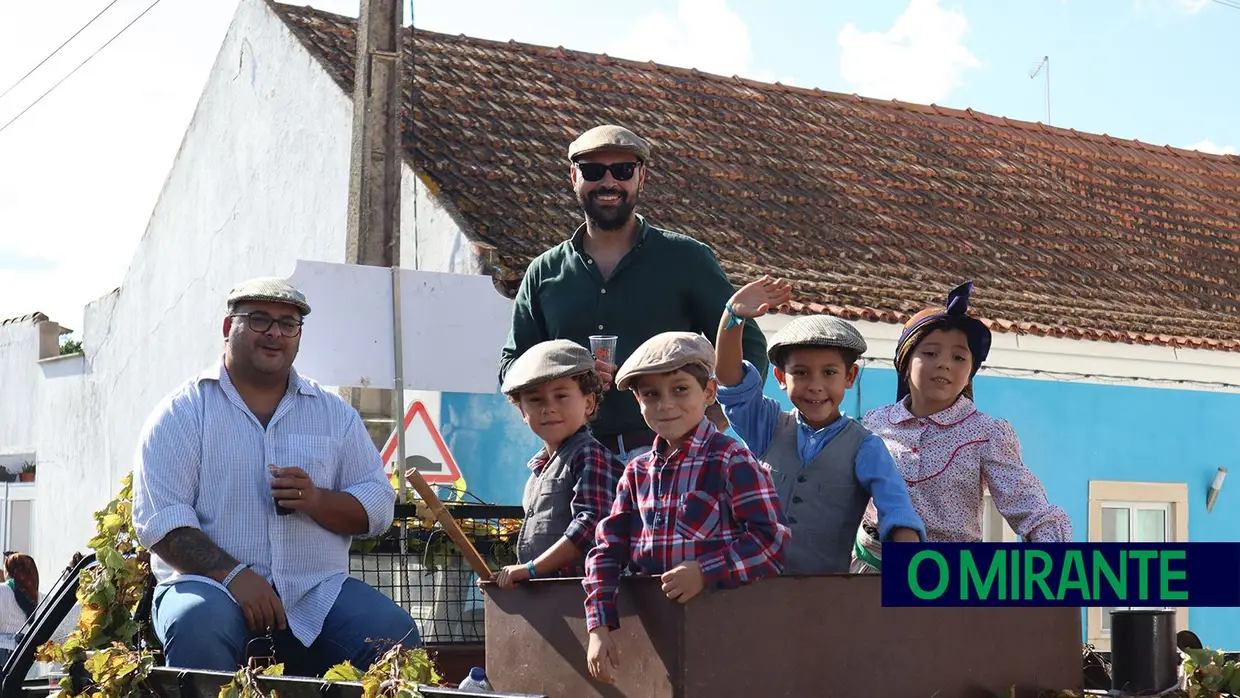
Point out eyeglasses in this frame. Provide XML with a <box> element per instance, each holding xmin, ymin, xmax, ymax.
<box><xmin>574</xmin><ymin>161</ymin><xmax>640</xmax><ymax>182</ymax></box>
<box><xmin>230</xmin><ymin>312</ymin><xmax>304</xmax><ymax>338</ymax></box>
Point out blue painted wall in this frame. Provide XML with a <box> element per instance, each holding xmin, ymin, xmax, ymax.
<box><xmin>440</xmin><ymin>365</ymin><xmax>1240</xmax><ymax>648</ymax></box>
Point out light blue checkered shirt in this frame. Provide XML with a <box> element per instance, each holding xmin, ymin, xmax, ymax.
<box><xmin>132</xmin><ymin>361</ymin><xmax>395</xmax><ymax>646</ymax></box>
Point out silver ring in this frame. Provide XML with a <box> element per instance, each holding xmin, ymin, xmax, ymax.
<box><xmin>297</xmin><ymin>489</ymin><xmax>302</xmax><ymax>498</ymax></box>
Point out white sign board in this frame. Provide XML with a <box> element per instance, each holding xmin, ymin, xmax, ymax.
<box><xmin>285</xmin><ymin>260</ymin><xmax>512</xmax><ymax>394</ymax></box>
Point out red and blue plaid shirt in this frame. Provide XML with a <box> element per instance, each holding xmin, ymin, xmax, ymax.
<box><xmin>583</xmin><ymin>418</ymin><xmax>790</xmax><ymax>631</ymax></box>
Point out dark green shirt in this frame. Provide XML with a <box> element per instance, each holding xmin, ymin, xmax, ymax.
<box><xmin>499</xmin><ymin>215</ymin><xmax>770</xmax><ymax>438</ymax></box>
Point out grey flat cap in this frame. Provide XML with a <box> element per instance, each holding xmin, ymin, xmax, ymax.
<box><xmin>226</xmin><ymin>277</ymin><xmax>311</xmax><ymax>316</ymax></box>
<box><xmin>767</xmin><ymin>316</ymin><xmax>867</xmax><ymax>364</ymax></box>
<box><xmin>616</xmin><ymin>332</ymin><xmax>715</xmax><ymax>391</ymax></box>
<box><xmin>502</xmin><ymin>339</ymin><xmax>595</xmax><ymax>395</ymax></box>
<box><xmin>568</xmin><ymin>125</ymin><xmax>651</xmax><ymax>162</ymax></box>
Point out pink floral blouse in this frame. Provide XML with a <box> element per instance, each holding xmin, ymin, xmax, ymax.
<box><xmin>859</xmin><ymin>396</ymin><xmax>1072</xmax><ymax>543</ymax></box>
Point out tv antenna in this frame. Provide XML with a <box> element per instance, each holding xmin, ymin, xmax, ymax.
<box><xmin>1030</xmin><ymin>55</ymin><xmax>1050</xmax><ymax>125</ymax></box>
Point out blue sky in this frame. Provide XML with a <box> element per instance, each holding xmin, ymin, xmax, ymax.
<box><xmin>0</xmin><ymin>0</ymin><xmax>1235</xmax><ymax>332</ymax></box>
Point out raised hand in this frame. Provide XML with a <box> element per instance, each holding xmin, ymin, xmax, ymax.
<box><xmin>727</xmin><ymin>275</ymin><xmax>792</xmax><ymax>319</ymax></box>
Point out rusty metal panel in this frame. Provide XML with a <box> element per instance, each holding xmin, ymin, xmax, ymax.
<box><xmin>486</xmin><ymin>578</ymin><xmax>679</xmax><ymax>697</ymax></box>
<box><xmin>485</xmin><ymin>575</ymin><xmax>1081</xmax><ymax>698</ymax></box>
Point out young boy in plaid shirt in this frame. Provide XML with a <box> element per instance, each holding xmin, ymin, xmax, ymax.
<box><xmin>494</xmin><ymin>339</ymin><xmax>623</xmax><ymax>586</ymax></box>
<box><xmin>583</xmin><ymin>332</ymin><xmax>790</xmax><ymax>684</ymax></box>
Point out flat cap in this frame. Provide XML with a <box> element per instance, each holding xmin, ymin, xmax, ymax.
<box><xmin>226</xmin><ymin>277</ymin><xmax>311</xmax><ymax>316</ymax></box>
<box><xmin>616</xmin><ymin>332</ymin><xmax>715</xmax><ymax>391</ymax></box>
<box><xmin>501</xmin><ymin>339</ymin><xmax>596</xmax><ymax>395</ymax></box>
<box><xmin>767</xmin><ymin>316</ymin><xmax>867</xmax><ymax>364</ymax></box>
<box><xmin>567</xmin><ymin>125</ymin><xmax>651</xmax><ymax>162</ymax></box>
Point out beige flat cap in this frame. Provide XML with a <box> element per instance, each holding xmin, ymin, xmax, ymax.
<box><xmin>567</xmin><ymin>125</ymin><xmax>651</xmax><ymax>162</ymax></box>
<box><xmin>502</xmin><ymin>339</ymin><xmax>596</xmax><ymax>395</ymax></box>
<box><xmin>616</xmin><ymin>332</ymin><xmax>715</xmax><ymax>391</ymax></box>
<box><xmin>226</xmin><ymin>277</ymin><xmax>311</xmax><ymax>316</ymax></box>
<box><xmin>767</xmin><ymin>316</ymin><xmax>867</xmax><ymax>364</ymax></box>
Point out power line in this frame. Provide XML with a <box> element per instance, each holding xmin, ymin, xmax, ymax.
<box><xmin>1211</xmin><ymin>0</ymin><xmax>1240</xmax><ymax>10</ymax></box>
<box><xmin>0</xmin><ymin>0</ymin><xmax>163</xmax><ymax>136</ymax></box>
<box><xmin>0</xmin><ymin>0</ymin><xmax>123</xmax><ymax>100</ymax></box>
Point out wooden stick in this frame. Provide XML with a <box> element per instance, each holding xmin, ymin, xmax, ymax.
<box><xmin>404</xmin><ymin>468</ymin><xmax>493</xmax><ymax>581</ymax></box>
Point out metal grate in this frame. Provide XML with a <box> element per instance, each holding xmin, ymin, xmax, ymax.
<box><xmin>351</xmin><ymin>502</ymin><xmax>523</xmax><ymax>645</ymax></box>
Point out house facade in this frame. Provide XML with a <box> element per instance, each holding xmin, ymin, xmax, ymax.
<box><xmin>0</xmin><ymin>0</ymin><xmax>1237</xmax><ymax>653</ymax></box>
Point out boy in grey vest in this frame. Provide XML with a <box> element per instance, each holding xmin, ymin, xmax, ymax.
<box><xmin>715</xmin><ymin>276</ymin><xmax>925</xmax><ymax>574</ymax></box>
<box><xmin>494</xmin><ymin>339</ymin><xmax>623</xmax><ymax>588</ymax></box>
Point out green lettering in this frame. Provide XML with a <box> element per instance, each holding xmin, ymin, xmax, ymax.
<box><xmin>962</xmin><ymin>550</ymin><xmax>1005</xmax><ymax>600</ymax></box>
<box><xmin>1010</xmin><ymin>548</ymin><xmax>1020</xmax><ymax>600</ymax></box>
<box><xmin>909</xmin><ymin>550</ymin><xmax>949</xmax><ymax>600</ymax></box>
<box><xmin>1092</xmin><ymin>550</ymin><xmax>1126</xmax><ymax>601</ymax></box>
<box><xmin>1057</xmin><ymin>550</ymin><xmax>1090</xmax><ymax>601</ymax></box>
<box><xmin>1159</xmin><ymin>550</ymin><xmax>1188</xmax><ymax>602</ymax></box>
<box><xmin>1023</xmin><ymin>550</ymin><xmax>1055</xmax><ymax>600</ymax></box>
<box><xmin>1130</xmin><ymin>550</ymin><xmax>1158</xmax><ymax>601</ymax></box>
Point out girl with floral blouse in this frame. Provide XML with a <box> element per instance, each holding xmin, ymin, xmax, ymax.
<box><xmin>850</xmin><ymin>281</ymin><xmax>1072</xmax><ymax>574</ymax></box>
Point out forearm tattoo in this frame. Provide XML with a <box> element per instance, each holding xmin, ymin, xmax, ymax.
<box><xmin>151</xmin><ymin>527</ymin><xmax>239</xmax><ymax>578</ymax></box>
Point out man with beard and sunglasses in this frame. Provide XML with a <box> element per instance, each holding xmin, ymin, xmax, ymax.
<box><xmin>499</xmin><ymin>124</ymin><xmax>770</xmax><ymax>464</ymax></box>
<box><xmin>132</xmin><ymin>277</ymin><xmax>419</xmax><ymax>675</ymax></box>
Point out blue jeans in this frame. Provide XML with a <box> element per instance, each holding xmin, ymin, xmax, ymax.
<box><xmin>153</xmin><ymin>578</ymin><xmax>420</xmax><ymax>676</ymax></box>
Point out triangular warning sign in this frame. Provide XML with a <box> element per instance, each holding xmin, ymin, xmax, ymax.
<box><xmin>381</xmin><ymin>401</ymin><xmax>465</xmax><ymax>487</ymax></box>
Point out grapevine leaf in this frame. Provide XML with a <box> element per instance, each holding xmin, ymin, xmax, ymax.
<box><xmin>324</xmin><ymin>662</ymin><xmax>364</xmax><ymax>682</ymax></box>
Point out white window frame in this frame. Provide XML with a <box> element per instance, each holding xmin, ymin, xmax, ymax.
<box><xmin>1086</xmin><ymin>481</ymin><xmax>1188</xmax><ymax>651</ymax></box>
<box><xmin>0</xmin><ymin>482</ymin><xmax>37</xmax><ymax>553</ymax></box>
<box><xmin>981</xmin><ymin>487</ymin><xmax>1019</xmax><ymax>542</ymax></box>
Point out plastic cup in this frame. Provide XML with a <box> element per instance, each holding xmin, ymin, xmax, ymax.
<box><xmin>589</xmin><ymin>335</ymin><xmax>618</xmax><ymax>364</ymax></box>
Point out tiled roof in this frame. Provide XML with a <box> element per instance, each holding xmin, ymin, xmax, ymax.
<box><xmin>271</xmin><ymin>2</ymin><xmax>1240</xmax><ymax>351</ymax></box>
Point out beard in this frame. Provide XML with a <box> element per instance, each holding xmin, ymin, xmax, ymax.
<box><xmin>578</xmin><ymin>187</ymin><xmax>638</xmax><ymax>231</ymax></box>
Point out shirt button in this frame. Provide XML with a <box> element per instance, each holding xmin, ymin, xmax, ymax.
<box><xmin>601</xmin><ymin>289</ymin><xmax>607</xmax><ymax>294</ymax></box>
<box><xmin>587</xmin><ymin>259</ymin><xmax>594</xmax><ymax>264</ymax></box>
<box><xmin>598</xmin><ymin>324</ymin><xmax>604</xmax><ymax>330</ymax></box>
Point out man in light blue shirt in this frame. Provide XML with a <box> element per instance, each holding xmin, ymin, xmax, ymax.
<box><xmin>132</xmin><ymin>277</ymin><xmax>418</xmax><ymax>675</ymax></box>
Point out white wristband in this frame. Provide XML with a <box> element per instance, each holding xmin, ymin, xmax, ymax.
<box><xmin>222</xmin><ymin>563</ymin><xmax>247</xmax><ymax>588</ymax></box>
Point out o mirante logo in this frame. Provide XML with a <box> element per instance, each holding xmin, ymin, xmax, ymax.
<box><xmin>881</xmin><ymin>543</ymin><xmax>1240</xmax><ymax>608</ymax></box>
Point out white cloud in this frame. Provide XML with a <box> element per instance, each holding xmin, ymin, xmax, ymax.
<box><xmin>1178</xmin><ymin>0</ymin><xmax>1211</xmax><ymax>11</ymax></box>
<box><xmin>837</xmin><ymin>0</ymin><xmax>981</xmax><ymax>104</ymax></box>
<box><xmin>1185</xmin><ymin>139</ymin><xmax>1237</xmax><ymax>155</ymax></box>
<box><xmin>607</xmin><ymin>0</ymin><xmax>794</xmax><ymax>85</ymax></box>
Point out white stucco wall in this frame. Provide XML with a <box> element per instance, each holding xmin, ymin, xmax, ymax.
<box><xmin>0</xmin><ymin>320</ymin><xmax>42</xmax><ymax>460</ymax></box>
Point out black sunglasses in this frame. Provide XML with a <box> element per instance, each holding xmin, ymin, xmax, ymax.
<box><xmin>574</xmin><ymin>161</ymin><xmax>640</xmax><ymax>182</ymax></box>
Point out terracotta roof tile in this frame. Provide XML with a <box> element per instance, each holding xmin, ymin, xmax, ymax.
<box><xmin>270</xmin><ymin>2</ymin><xmax>1240</xmax><ymax>352</ymax></box>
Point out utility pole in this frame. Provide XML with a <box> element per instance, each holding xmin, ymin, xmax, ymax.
<box><xmin>346</xmin><ymin>0</ymin><xmax>404</xmax><ymax>268</ymax></box>
<box><xmin>344</xmin><ymin>0</ymin><xmax>405</xmax><ymax>449</ymax></box>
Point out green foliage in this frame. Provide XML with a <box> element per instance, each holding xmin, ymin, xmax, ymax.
<box><xmin>323</xmin><ymin>644</ymin><xmax>441</xmax><ymax>698</ymax></box>
<box><xmin>218</xmin><ymin>664</ymin><xmax>285</xmax><ymax>698</ymax></box>
<box><xmin>36</xmin><ymin>473</ymin><xmax>156</xmax><ymax>697</ymax></box>
<box><xmin>348</xmin><ymin>515</ymin><xmax>520</xmax><ymax>573</ymax></box>
<box><xmin>1184</xmin><ymin>647</ymin><xmax>1240</xmax><ymax>697</ymax></box>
